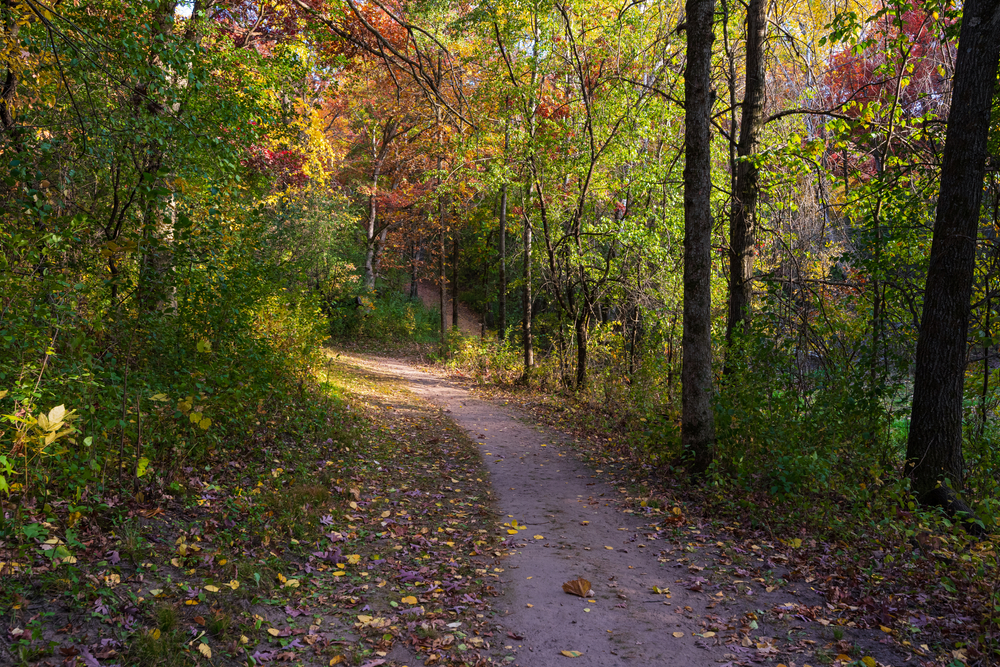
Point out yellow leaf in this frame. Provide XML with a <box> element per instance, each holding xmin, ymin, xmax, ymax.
<box><xmin>672</xmin><ymin>632</ymin><xmax>684</xmax><ymax>637</ymax></box>
<box><xmin>347</xmin><ymin>554</ymin><xmax>361</xmax><ymax>565</ymax></box>
<box><xmin>204</xmin><ymin>585</ymin><xmax>220</xmax><ymax>592</ymax></box>
<box><xmin>507</xmin><ymin>529</ymin><xmax>519</xmax><ymax>535</ymax></box>
<box><xmin>150</xmin><ymin>628</ymin><xmax>161</xmax><ymax>639</ymax></box>
<box><xmin>199</xmin><ymin>417</ymin><xmax>211</xmax><ymax>430</ymax></box>
<box><xmin>330</xmin><ymin>657</ymin><xmax>345</xmax><ymax>665</ymax></box>
<box><xmin>836</xmin><ymin>655</ymin><xmax>851</xmax><ymax>662</ymax></box>
<box><xmin>879</xmin><ymin>626</ymin><xmax>892</xmax><ymax>633</ymax></box>
<box><xmin>381</xmin><ymin>510</ymin><xmax>391</xmax><ymax>518</ymax></box>
<box><xmin>333</xmin><ymin>571</ymin><xmax>345</xmax><ymax>577</ymax></box>
<box><xmin>790</xmin><ymin>538</ymin><xmax>802</xmax><ymax>548</ymax></box>
<box><xmin>533</xmin><ymin>535</ymin><xmax>545</xmax><ymax>540</ymax></box>
<box><xmin>862</xmin><ymin>658</ymin><xmax>876</xmax><ymax>667</ymax></box>
<box><xmin>229</xmin><ymin>580</ymin><xmax>240</xmax><ymax>590</ymax></box>
<box><xmin>283</xmin><ymin>578</ymin><xmax>300</xmax><ymax>588</ymax></box>
<box><xmin>703</xmin><ymin>631</ymin><xmax>716</xmax><ymax>637</ymax></box>
<box><xmin>47</xmin><ymin>405</ymin><xmax>66</xmax><ymax>426</ymax></box>
<box><xmin>401</xmin><ymin>596</ymin><xmax>418</xmax><ymax>605</ymax></box>
<box><xmin>277</xmin><ymin>573</ymin><xmax>287</xmax><ymax>583</ymax></box>
<box><xmin>184</xmin><ymin>599</ymin><xmax>198</xmax><ymax>606</ymax></box>
<box><xmin>357</xmin><ymin>615</ymin><xmax>373</xmax><ymax>624</ymax></box>
<box><xmin>604</xmin><ymin>546</ymin><xmax>614</xmax><ymax>550</ymax></box>
<box><xmin>349</xmin><ymin>501</ymin><xmax>359</xmax><ymax>510</ymax></box>
<box><xmin>560</xmin><ymin>650</ymin><xmax>583</xmax><ymax>657</ymax></box>
<box><xmin>197</xmin><ymin>643</ymin><xmax>212</xmax><ymax>659</ymax></box>
<box><xmin>267</xmin><ymin>628</ymin><xmax>280</xmax><ymax>637</ymax></box>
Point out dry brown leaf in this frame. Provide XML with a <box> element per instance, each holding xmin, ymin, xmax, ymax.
<box><xmin>562</xmin><ymin>578</ymin><xmax>591</xmax><ymax>597</ymax></box>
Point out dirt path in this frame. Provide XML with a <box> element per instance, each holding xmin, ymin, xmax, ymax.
<box><xmin>335</xmin><ymin>353</ymin><xmax>913</xmax><ymax>667</ymax></box>
<box><xmin>415</xmin><ymin>281</ymin><xmax>482</xmax><ymax>337</ymax></box>
<box><xmin>340</xmin><ymin>356</ymin><xmax>767</xmax><ymax>666</ymax></box>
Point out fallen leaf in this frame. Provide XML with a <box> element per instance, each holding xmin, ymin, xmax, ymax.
<box><xmin>836</xmin><ymin>655</ymin><xmax>850</xmax><ymax>662</ymax></box>
<box><xmin>861</xmin><ymin>658</ymin><xmax>876</xmax><ymax>667</ymax></box>
<box><xmin>534</xmin><ymin>535</ymin><xmax>545</xmax><ymax>540</ymax></box>
<box><xmin>702</xmin><ymin>631</ymin><xmax>716</xmax><ymax>638</ymax></box>
<box><xmin>268</xmin><ymin>628</ymin><xmax>281</xmax><ymax>637</ymax></box>
<box><xmin>604</xmin><ymin>546</ymin><xmax>613</xmax><ymax>550</ymax></box>
<box><xmin>193</xmin><ymin>616</ymin><xmax>206</xmax><ymax>626</ymax></box>
<box><xmin>560</xmin><ymin>650</ymin><xmax>583</xmax><ymax>657</ymax></box>
<box><xmin>562</xmin><ymin>578</ymin><xmax>591</xmax><ymax>597</ymax></box>
<box><xmin>204</xmin><ymin>585</ymin><xmax>220</xmax><ymax>592</ymax></box>
<box><xmin>879</xmin><ymin>625</ymin><xmax>892</xmax><ymax>633</ymax></box>
<box><xmin>330</xmin><ymin>658</ymin><xmax>345</xmax><ymax>666</ymax></box>
<box><xmin>401</xmin><ymin>596</ymin><xmax>418</xmax><ymax>605</ymax></box>
<box><xmin>673</xmin><ymin>632</ymin><xmax>684</xmax><ymax>638</ymax></box>
<box><xmin>198</xmin><ymin>643</ymin><xmax>212</xmax><ymax>659</ymax></box>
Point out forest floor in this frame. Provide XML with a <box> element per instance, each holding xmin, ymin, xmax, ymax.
<box><xmin>0</xmin><ymin>345</ymin><xmax>982</xmax><ymax>667</ymax></box>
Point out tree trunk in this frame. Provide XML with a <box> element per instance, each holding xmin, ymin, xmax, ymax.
<box><xmin>452</xmin><ymin>227</ymin><xmax>459</xmax><ymax>328</ymax></box>
<box><xmin>499</xmin><ymin>182</ymin><xmax>508</xmax><ymax>341</ymax></box>
<box><xmin>363</xmin><ymin>168</ymin><xmax>381</xmax><ymax>291</ymax></box>
<box><xmin>575</xmin><ymin>311</ymin><xmax>589</xmax><ymax>390</ymax></box>
<box><xmin>725</xmin><ymin>0</ymin><xmax>766</xmax><ymax>350</ymax></box>
<box><xmin>522</xmin><ymin>185</ymin><xmax>534</xmax><ymax>375</ymax></box>
<box><xmin>905</xmin><ymin>0</ymin><xmax>1000</xmax><ymax>529</ymax></box>
<box><xmin>681</xmin><ymin>0</ymin><xmax>718</xmax><ymax>475</ymax></box>
<box><xmin>410</xmin><ymin>240</ymin><xmax>422</xmax><ymax>299</ymax></box>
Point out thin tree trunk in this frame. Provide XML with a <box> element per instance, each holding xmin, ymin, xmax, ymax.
<box><xmin>681</xmin><ymin>0</ymin><xmax>718</xmax><ymax>475</ymax></box>
<box><xmin>499</xmin><ymin>126</ymin><xmax>509</xmax><ymax>341</ymax></box>
<box><xmin>522</xmin><ymin>195</ymin><xmax>534</xmax><ymax>373</ymax></box>
<box><xmin>452</xmin><ymin>228</ymin><xmax>459</xmax><ymax>328</ymax></box>
<box><xmin>905</xmin><ymin>0</ymin><xmax>1000</xmax><ymax>527</ymax></box>
<box><xmin>575</xmin><ymin>311</ymin><xmax>589</xmax><ymax>390</ymax></box>
<box><xmin>725</xmin><ymin>0</ymin><xmax>766</xmax><ymax>352</ymax></box>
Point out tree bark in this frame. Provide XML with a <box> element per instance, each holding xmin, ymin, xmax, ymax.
<box><xmin>681</xmin><ymin>0</ymin><xmax>718</xmax><ymax>475</ymax></box>
<box><xmin>905</xmin><ymin>0</ymin><xmax>1000</xmax><ymax>528</ymax></box>
<box><xmin>725</xmin><ymin>0</ymin><xmax>766</xmax><ymax>350</ymax></box>
<box><xmin>522</xmin><ymin>189</ymin><xmax>534</xmax><ymax>374</ymax></box>
<box><xmin>499</xmin><ymin>125</ymin><xmax>509</xmax><ymax>341</ymax></box>
<box><xmin>452</xmin><ymin>226</ymin><xmax>459</xmax><ymax>328</ymax></box>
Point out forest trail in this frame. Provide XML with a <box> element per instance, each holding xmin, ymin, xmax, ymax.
<box><xmin>414</xmin><ymin>281</ymin><xmax>482</xmax><ymax>337</ymax></box>
<box><xmin>334</xmin><ymin>353</ymin><xmax>905</xmax><ymax>667</ymax></box>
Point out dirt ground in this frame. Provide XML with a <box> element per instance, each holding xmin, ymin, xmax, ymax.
<box><xmin>340</xmin><ymin>354</ymin><xmax>910</xmax><ymax>667</ymax></box>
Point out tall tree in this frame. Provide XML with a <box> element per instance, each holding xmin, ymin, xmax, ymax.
<box><xmin>905</xmin><ymin>0</ymin><xmax>1000</xmax><ymax>525</ymax></box>
<box><xmin>725</xmin><ymin>0</ymin><xmax>766</xmax><ymax>349</ymax></box>
<box><xmin>682</xmin><ymin>0</ymin><xmax>718</xmax><ymax>473</ymax></box>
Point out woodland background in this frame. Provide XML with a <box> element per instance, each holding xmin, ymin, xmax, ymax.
<box><xmin>2</xmin><ymin>0</ymin><xmax>1000</xmax><ymax>657</ymax></box>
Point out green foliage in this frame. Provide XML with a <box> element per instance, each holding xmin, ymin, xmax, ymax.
<box><xmin>329</xmin><ymin>288</ymin><xmax>440</xmax><ymax>343</ymax></box>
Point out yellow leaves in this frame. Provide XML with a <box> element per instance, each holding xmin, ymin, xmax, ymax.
<box><xmin>533</xmin><ymin>534</ymin><xmax>545</xmax><ymax>540</ymax></box>
<box><xmin>560</xmin><ymin>650</ymin><xmax>583</xmax><ymax>657</ymax></box>
<box><xmin>604</xmin><ymin>546</ymin><xmax>614</xmax><ymax>550</ymax></box>
<box><xmin>789</xmin><ymin>538</ymin><xmax>803</xmax><ymax>548</ymax></box>
<box><xmin>329</xmin><ymin>657</ymin><xmax>345</xmax><ymax>666</ymax></box>
<box><xmin>228</xmin><ymin>580</ymin><xmax>240</xmax><ymax>590</ymax></box>
<box><xmin>277</xmin><ymin>573</ymin><xmax>300</xmax><ymax>588</ymax></box>
<box><xmin>672</xmin><ymin>632</ymin><xmax>684</xmax><ymax>637</ymax></box>
<box><xmin>267</xmin><ymin>628</ymin><xmax>281</xmax><ymax>637</ymax></box>
<box><xmin>401</xmin><ymin>595</ymin><xmax>418</xmax><ymax>605</ymax></box>
<box><xmin>184</xmin><ymin>599</ymin><xmax>199</xmax><ymax>606</ymax></box>
<box><xmin>149</xmin><ymin>628</ymin><xmax>161</xmax><ymax>640</ymax></box>
<box><xmin>562</xmin><ymin>578</ymin><xmax>591</xmax><ymax>597</ymax></box>
<box><xmin>346</xmin><ymin>554</ymin><xmax>361</xmax><ymax>565</ymax></box>
<box><xmin>197</xmin><ymin>643</ymin><xmax>212</xmax><ymax>659</ymax></box>
<box><xmin>861</xmin><ymin>658</ymin><xmax>876</xmax><ymax>667</ymax></box>
<box><xmin>204</xmin><ymin>585</ymin><xmax>220</xmax><ymax>593</ymax></box>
